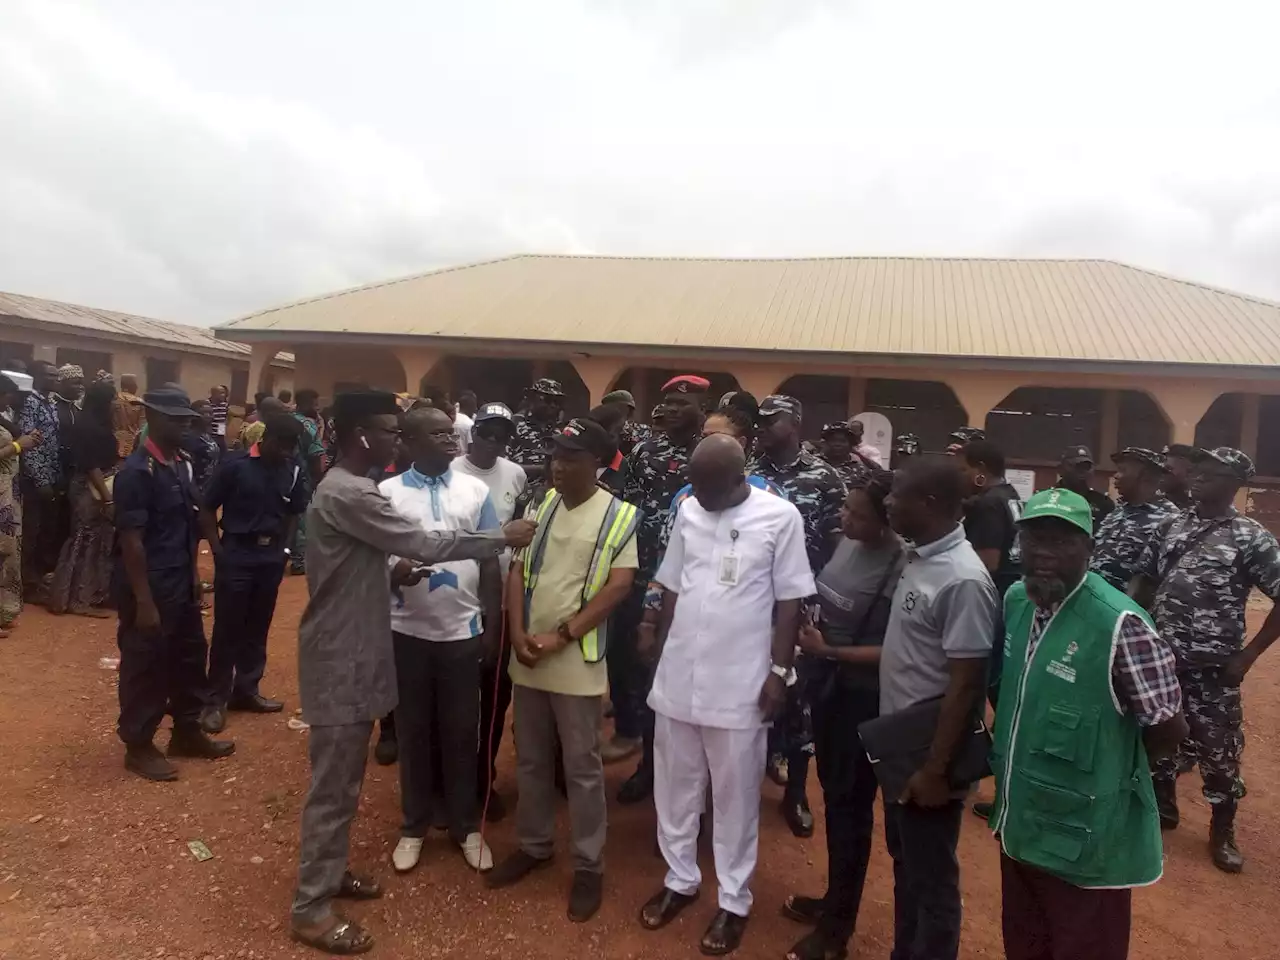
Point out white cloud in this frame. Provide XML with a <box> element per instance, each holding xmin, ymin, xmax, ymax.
<box><xmin>0</xmin><ymin>0</ymin><xmax>1277</xmax><ymax>327</ymax></box>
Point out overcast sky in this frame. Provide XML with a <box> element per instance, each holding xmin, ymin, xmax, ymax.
<box><xmin>2</xmin><ymin>0</ymin><xmax>1278</xmax><ymax>326</ymax></box>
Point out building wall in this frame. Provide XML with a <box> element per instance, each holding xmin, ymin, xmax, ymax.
<box><xmin>0</xmin><ymin>324</ymin><xmax>292</xmax><ymax>401</ymax></box>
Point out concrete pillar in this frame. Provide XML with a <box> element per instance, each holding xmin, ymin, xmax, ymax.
<box><xmin>1241</xmin><ymin>392</ymin><xmax>1260</xmax><ymax>460</ymax></box>
<box><xmin>941</xmin><ymin>372</ymin><xmax>1024</xmax><ymax>429</ymax></box>
<box><xmin>399</xmin><ymin>347</ymin><xmax>444</xmax><ymax>398</ymax></box>
<box><xmin>1099</xmin><ymin>389</ymin><xmax>1120</xmax><ymax>456</ymax></box>
<box><xmin>732</xmin><ymin>363</ymin><xmax>790</xmax><ymax>402</ymax></box>
<box><xmin>570</xmin><ymin>356</ymin><xmax>628</xmax><ymax>406</ymax></box>
<box><xmin>1151</xmin><ymin>382</ymin><xmax>1221</xmax><ymax>446</ymax></box>
<box><xmin>247</xmin><ymin>342</ymin><xmax>283</xmax><ymax>400</ymax></box>
<box><xmin>847</xmin><ymin>376</ymin><xmax>868</xmax><ymax>417</ymax></box>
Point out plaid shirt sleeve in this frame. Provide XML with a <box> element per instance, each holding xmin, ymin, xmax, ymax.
<box><xmin>1112</xmin><ymin>611</ymin><xmax>1182</xmax><ymax>727</ymax></box>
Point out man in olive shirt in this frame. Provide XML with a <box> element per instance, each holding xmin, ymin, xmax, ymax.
<box><xmin>486</xmin><ymin>418</ymin><xmax>638</xmax><ymax>924</ymax></box>
<box><xmin>290</xmin><ymin>391</ymin><xmax>535</xmax><ymax>956</ymax></box>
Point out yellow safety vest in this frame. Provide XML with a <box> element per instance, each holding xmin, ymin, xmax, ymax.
<box><xmin>522</xmin><ymin>490</ymin><xmax>639</xmax><ymax>663</ymax></box>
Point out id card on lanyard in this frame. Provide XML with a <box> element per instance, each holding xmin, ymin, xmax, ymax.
<box><xmin>718</xmin><ymin>528</ymin><xmax>740</xmax><ymax>586</ymax></box>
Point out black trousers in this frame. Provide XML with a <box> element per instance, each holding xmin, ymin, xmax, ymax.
<box><xmin>20</xmin><ymin>476</ymin><xmax>68</xmax><ymax>590</ymax></box>
<box><xmin>116</xmin><ymin>572</ymin><xmax>209</xmax><ymax>746</ymax></box>
<box><xmin>392</xmin><ymin>632</ymin><xmax>482</xmax><ymax>841</ymax></box>
<box><xmin>478</xmin><ymin>633</ymin><xmax>513</xmax><ymax>798</ymax></box>
<box><xmin>605</xmin><ymin>582</ymin><xmax>649</xmax><ymax>740</ymax></box>
<box><xmin>883</xmin><ymin>797</ymin><xmax>965</xmax><ymax>960</ymax></box>
<box><xmin>813</xmin><ymin>684</ymin><xmax>881</xmax><ymax>945</ymax></box>
<box><xmin>207</xmin><ymin>558</ymin><xmax>283</xmax><ymax>704</ymax></box>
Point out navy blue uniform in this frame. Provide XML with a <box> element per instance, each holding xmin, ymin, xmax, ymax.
<box><xmin>203</xmin><ymin>447</ymin><xmax>308</xmax><ymax>705</ymax></box>
<box><xmin>113</xmin><ymin>443</ymin><xmax>206</xmax><ymax>746</ymax></box>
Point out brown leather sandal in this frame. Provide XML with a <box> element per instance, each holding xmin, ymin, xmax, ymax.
<box><xmin>291</xmin><ymin>917</ymin><xmax>374</xmax><ymax>955</ymax></box>
<box><xmin>336</xmin><ymin>871</ymin><xmax>381</xmax><ymax>900</ymax></box>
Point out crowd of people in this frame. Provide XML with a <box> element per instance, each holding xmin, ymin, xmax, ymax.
<box><xmin>2</xmin><ymin>360</ymin><xmax>1275</xmax><ymax>959</ymax></box>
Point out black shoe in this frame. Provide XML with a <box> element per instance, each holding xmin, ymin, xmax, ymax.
<box><xmin>640</xmin><ymin>887</ymin><xmax>699</xmax><ymax>930</ymax></box>
<box><xmin>567</xmin><ymin>870</ymin><xmax>603</xmax><ymax>923</ymax></box>
<box><xmin>618</xmin><ymin>767</ymin><xmax>653</xmax><ymax>805</ymax></box>
<box><xmin>200</xmin><ymin>704</ymin><xmax>227</xmax><ymax>734</ymax></box>
<box><xmin>782</xmin><ymin>796</ymin><xmax>815</xmax><ymax>838</ymax></box>
<box><xmin>374</xmin><ymin>737</ymin><xmax>398</xmax><ymax>766</ymax></box>
<box><xmin>1154</xmin><ymin>779</ymin><xmax>1180</xmax><ymax>831</ymax></box>
<box><xmin>700</xmin><ymin>908</ymin><xmax>748</xmax><ymax>956</ymax></box>
<box><xmin>972</xmin><ymin>800</ymin><xmax>994</xmax><ymax>820</ymax></box>
<box><xmin>485</xmin><ymin>849</ymin><xmax>553</xmax><ymax>889</ymax></box>
<box><xmin>124</xmin><ymin>742</ymin><xmax>178</xmax><ymax>782</ymax></box>
<box><xmin>168</xmin><ymin>726</ymin><xmax>235</xmax><ymax>759</ymax></box>
<box><xmin>228</xmin><ymin>693</ymin><xmax>284</xmax><ymax>713</ymax></box>
<box><xmin>1210</xmin><ymin>802</ymin><xmax>1244</xmax><ymax>873</ymax></box>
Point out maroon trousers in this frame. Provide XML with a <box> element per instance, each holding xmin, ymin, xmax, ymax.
<box><xmin>1001</xmin><ymin>853</ymin><xmax>1132</xmax><ymax>960</ymax></box>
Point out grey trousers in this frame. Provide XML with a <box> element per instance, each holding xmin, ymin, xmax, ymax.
<box><xmin>291</xmin><ymin>721</ymin><xmax>374</xmax><ymax>927</ymax></box>
<box><xmin>513</xmin><ymin>684</ymin><xmax>607</xmax><ymax>873</ymax></box>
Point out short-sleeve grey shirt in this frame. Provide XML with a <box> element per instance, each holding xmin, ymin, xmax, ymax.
<box><xmin>879</xmin><ymin>524</ymin><xmax>999</xmax><ymax>716</ymax></box>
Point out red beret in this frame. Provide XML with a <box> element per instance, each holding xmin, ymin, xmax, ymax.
<box><xmin>661</xmin><ymin>375</ymin><xmax>711</xmax><ymax>395</ymax></box>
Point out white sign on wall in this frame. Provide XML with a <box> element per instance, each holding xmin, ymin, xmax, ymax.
<box><xmin>1006</xmin><ymin>468</ymin><xmax>1037</xmax><ymax>503</ymax></box>
<box><xmin>851</xmin><ymin>411</ymin><xmax>892</xmax><ymax>468</ymax></box>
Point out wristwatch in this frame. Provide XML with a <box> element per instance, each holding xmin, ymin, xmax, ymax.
<box><xmin>770</xmin><ymin>663</ymin><xmax>797</xmax><ymax>687</ymax></box>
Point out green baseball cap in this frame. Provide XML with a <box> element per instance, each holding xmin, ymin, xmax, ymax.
<box><xmin>1017</xmin><ymin>488</ymin><xmax>1093</xmax><ymax>536</ymax></box>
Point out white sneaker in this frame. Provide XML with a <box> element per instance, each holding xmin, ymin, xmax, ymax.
<box><xmin>460</xmin><ymin>832</ymin><xmax>493</xmax><ymax>872</ymax></box>
<box><xmin>392</xmin><ymin>836</ymin><xmax>424</xmax><ymax>873</ymax></box>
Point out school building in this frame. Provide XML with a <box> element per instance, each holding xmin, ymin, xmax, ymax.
<box><xmin>218</xmin><ymin>254</ymin><xmax>1280</xmax><ymax>517</ymax></box>
<box><xmin>0</xmin><ymin>290</ymin><xmax>294</xmax><ymax>402</ymax></box>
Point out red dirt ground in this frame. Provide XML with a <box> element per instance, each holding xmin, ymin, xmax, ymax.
<box><xmin>1</xmin><ymin>580</ymin><xmax>1276</xmax><ymax>960</ymax></box>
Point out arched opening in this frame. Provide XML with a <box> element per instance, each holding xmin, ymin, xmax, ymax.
<box><xmin>612</xmin><ymin>367</ymin><xmax>740</xmax><ymax>421</ymax></box>
<box><xmin>865</xmin><ymin>379</ymin><xmax>967</xmax><ymax>453</ymax></box>
<box><xmin>776</xmin><ymin>374</ymin><xmax>849</xmax><ymax>440</ymax></box>
<box><xmin>424</xmin><ymin>357</ymin><xmax>591</xmax><ymax>418</ymax></box>
<box><xmin>1195</xmin><ymin>393</ymin><xmax>1243</xmax><ymax>451</ymax></box>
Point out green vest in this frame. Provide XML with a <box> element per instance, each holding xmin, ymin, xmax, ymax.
<box><xmin>522</xmin><ymin>490</ymin><xmax>639</xmax><ymax>663</ymax></box>
<box><xmin>990</xmin><ymin>573</ymin><xmax>1163</xmax><ymax>889</ymax></box>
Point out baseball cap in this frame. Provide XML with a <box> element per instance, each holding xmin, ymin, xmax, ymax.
<box><xmin>601</xmin><ymin>389</ymin><xmax>635</xmax><ymax>407</ymax></box>
<box><xmin>821</xmin><ymin>422</ymin><xmax>856</xmax><ymax>438</ymax></box>
<box><xmin>759</xmin><ymin>395</ymin><xmax>802</xmax><ymax>419</ymax></box>
<box><xmin>552</xmin><ymin>418</ymin><xmax>616</xmax><ymax>464</ymax></box>
<box><xmin>474</xmin><ymin>402</ymin><xmax>515</xmax><ymax>427</ymax></box>
<box><xmin>661</xmin><ymin>375</ymin><xmax>710</xmax><ymax>395</ymax></box>
<box><xmin>948</xmin><ymin>426</ymin><xmax>986</xmax><ymax>445</ymax></box>
<box><xmin>141</xmin><ymin>385</ymin><xmax>200</xmax><ymax>419</ymax></box>
<box><xmin>1018</xmin><ymin>488</ymin><xmax>1094</xmax><ymax>536</ymax></box>
<box><xmin>528</xmin><ymin>378</ymin><xmax>564</xmax><ymax>398</ymax></box>
<box><xmin>1060</xmin><ymin>445</ymin><xmax>1095</xmax><ymax>466</ymax></box>
<box><xmin>1111</xmin><ymin>447</ymin><xmax>1167</xmax><ymax>471</ymax></box>
<box><xmin>1192</xmin><ymin>446</ymin><xmax>1255</xmax><ymax>482</ymax></box>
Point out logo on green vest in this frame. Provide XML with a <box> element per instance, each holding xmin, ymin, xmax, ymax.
<box><xmin>1046</xmin><ymin>639</ymin><xmax>1080</xmax><ymax>682</ymax></box>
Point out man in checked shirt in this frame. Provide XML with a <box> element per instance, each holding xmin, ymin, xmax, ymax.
<box><xmin>988</xmin><ymin>488</ymin><xmax>1187</xmax><ymax>960</ymax></box>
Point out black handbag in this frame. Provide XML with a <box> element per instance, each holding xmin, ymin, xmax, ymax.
<box><xmin>857</xmin><ymin>696</ymin><xmax>992</xmax><ymax>803</ymax></box>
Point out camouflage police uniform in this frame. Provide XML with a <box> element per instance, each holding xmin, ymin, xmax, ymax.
<box><xmin>817</xmin><ymin>422</ymin><xmax>874</xmax><ymax>490</ymax></box>
<box><xmin>1089</xmin><ymin>447</ymin><xmax>1179</xmax><ymax>592</ymax></box>
<box><xmin>1138</xmin><ymin>448</ymin><xmax>1280</xmax><ymax>807</ymax></box>
<box><xmin>753</xmin><ymin>396</ymin><xmax>848</xmax><ymax>823</ymax></box>
<box><xmin>509</xmin><ymin>378</ymin><xmax>563</xmax><ymax>470</ymax></box>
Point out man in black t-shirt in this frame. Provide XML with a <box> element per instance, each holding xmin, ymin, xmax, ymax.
<box><xmin>959</xmin><ymin>439</ymin><xmax>1022</xmax><ymax>597</ymax></box>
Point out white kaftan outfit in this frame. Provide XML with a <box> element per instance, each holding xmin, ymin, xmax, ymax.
<box><xmin>649</xmin><ymin>486</ymin><xmax>815</xmax><ymax>915</ymax></box>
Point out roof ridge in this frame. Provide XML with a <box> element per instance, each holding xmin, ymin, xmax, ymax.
<box><xmin>220</xmin><ymin>254</ymin><xmax>527</xmax><ymax>328</ymax></box>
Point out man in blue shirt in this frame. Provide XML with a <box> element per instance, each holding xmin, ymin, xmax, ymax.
<box><xmin>199</xmin><ymin>414</ymin><xmax>309</xmax><ymax>733</ymax></box>
<box><xmin>114</xmin><ymin>386</ymin><xmax>234</xmax><ymax>782</ymax></box>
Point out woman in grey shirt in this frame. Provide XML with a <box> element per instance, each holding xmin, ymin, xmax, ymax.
<box><xmin>782</xmin><ymin>470</ymin><xmax>905</xmax><ymax>960</ymax></box>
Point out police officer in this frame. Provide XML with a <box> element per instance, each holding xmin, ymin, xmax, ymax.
<box><xmin>946</xmin><ymin>425</ymin><xmax>985</xmax><ymax>455</ymax></box>
<box><xmin>817</xmin><ymin>422</ymin><xmax>873</xmax><ymax>489</ymax></box>
<box><xmin>602</xmin><ymin>389</ymin><xmax>651</xmax><ymax>456</ymax></box>
<box><xmin>509</xmin><ymin>378</ymin><xmax>564</xmax><ymax>484</ymax></box>
<box><xmin>1056</xmin><ymin>445</ymin><xmax>1115</xmax><ymax>526</ymax></box>
<box><xmin>615</xmin><ymin>374</ymin><xmax>708</xmax><ymax>803</ymax></box>
<box><xmin>199</xmin><ymin>413</ymin><xmax>309</xmax><ymax>733</ymax></box>
<box><xmin>1134</xmin><ymin>447</ymin><xmax>1280</xmax><ymax>872</ymax></box>
<box><xmin>114</xmin><ymin>385</ymin><xmax>233</xmax><ymax>782</ymax></box>
<box><xmin>892</xmin><ymin>432</ymin><xmax>920</xmax><ymax>469</ymax></box>
<box><xmin>1089</xmin><ymin>446</ymin><xmax>1177</xmax><ymax>592</ymax></box>
<box><xmin>1161</xmin><ymin>442</ymin><xmax>1196</xmax><ymax>510</ymax></box>
<box><xmin>753</xmin><ymin>394</ymin><xmax>847</xmax><ymax>838</ymax></box>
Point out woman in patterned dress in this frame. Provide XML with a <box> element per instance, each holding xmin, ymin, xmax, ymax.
<box><xmin>0</xmin><ymin>376</ymin><xmax>43</xmax><ymax>635</ymax></box>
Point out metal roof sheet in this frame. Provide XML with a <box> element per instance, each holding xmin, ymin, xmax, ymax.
<box><xmin>0</xmin><ymin>290</ymin><xmax>293</xmax><ymax>364</ymax></box>
<box><xmin>219</xmin><ymin>255</ymin><xmax>1280</xmax><ymax>368</ymax></box>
